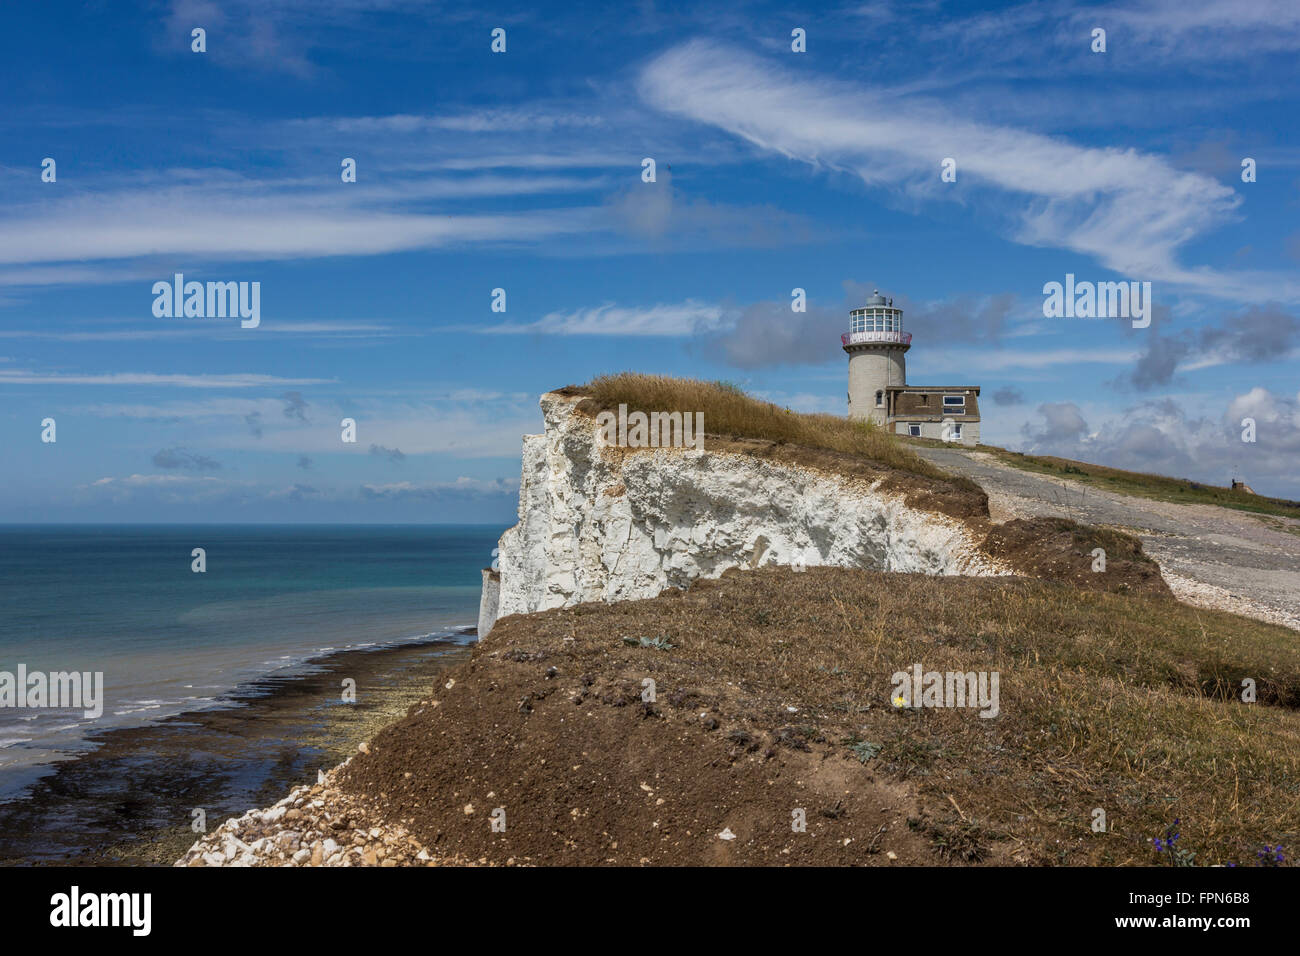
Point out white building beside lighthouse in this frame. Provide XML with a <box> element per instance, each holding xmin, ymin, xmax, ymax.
<box><xmin>843</xmin><ymin>290</ymin><xmax>981</xmax><ymax>446</ymax></box>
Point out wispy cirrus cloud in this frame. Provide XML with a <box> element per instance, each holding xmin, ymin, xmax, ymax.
<box><xmin>292</xmin><ymin>110</ymin><xmax>608</xmax><ymax>135</ymax></box>
<box><xmin>0</xmin><ymin>162</ymin><xmax>778</xmax><ymax>283</ymax></box>
<box><xmin>360</xmin><ymin>476</ymin><xmax>520</xmax><ymax>500</ymax></box>
<box><xmin>0</xmin><ymin>320</ymin><xmax>396</xmax><ymax>338</ymax></box>
<box><xmin>0</xmin><ymin>183</ymin><xmax>594</xmax><ymax>271</ymax></box>
<box><xmin>472</xmin><ymin>300</ymin><xmax>729</xmax><ymax>337</ymax></box>
<box><xmin>951</xmin><ymin>0</ymin><xmax>1300</xmax><ymax>63</ymax></box>
<box><xmin>73</xmin><ymin>391</ymin><xmax>539</xmax><ymax>460</ymax></box>
<box><xmin>159</xmin><ymin>0</ymin><xmax>496</xmax><ymax>77</ymax></box>
<box><xmin>922</xmin><ymin>347</ymin><xmax>1144</xmax><ymax>374</ymax></box>
<box><xmin>636</xmin><ymin>39</ymin><xmax>1300</xmax><ymax>305</ymax></box>
<box><xmin>75</xmin><ymin>471</ymin><xmax>522</xmax><ymax>511</ymax></box>
<box><xmin>0</xmin><ymin>370</ymin><xmax>333</xmax><ymax>388</ymax></box>
<box><xmin>89</xmin><ymin>473</ymin><xmax>224</xmax><ymax>488</ymax></box>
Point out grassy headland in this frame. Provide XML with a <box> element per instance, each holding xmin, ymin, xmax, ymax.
<box><xmin>563</xmin><ymin>372</ymin><xmax>971</xmax><ymax>488</ymax></box>
<box><xmin>342</xmin><ymin>568</ymin><xmax>1300</xmax><ymax>866</ymax></box>
<box><xmin>331</xmin><ymin>377</ymin><xmax>1294</xmax><ymax>866</ymax></box>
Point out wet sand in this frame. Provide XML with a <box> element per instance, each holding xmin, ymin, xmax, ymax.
<box><xmin>0</xmin><ymin>637</ymin><xmax>472</xmax><ymax>866</ymax></box>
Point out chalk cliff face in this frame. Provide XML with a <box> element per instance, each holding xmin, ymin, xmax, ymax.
<box><xmin>478</xmin><ymin>392</ymin><xmax>1005</xmax><ymax>636</ymax></box>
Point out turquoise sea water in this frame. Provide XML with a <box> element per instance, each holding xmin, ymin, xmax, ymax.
<box><xmin>0</xmin><ymin>524</ymin><xmax>502</xmax><ymax>799</ymax></box>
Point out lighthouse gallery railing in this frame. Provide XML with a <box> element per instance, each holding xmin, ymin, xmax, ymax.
<box><xmin>842</xmin><ymin>330</ymin><xmax>912</xmax><ymax>347</ymax></box>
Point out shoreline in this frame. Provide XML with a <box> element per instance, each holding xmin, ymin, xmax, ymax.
<box><xmin>174</xmin><ymin>623</ymin><xmax>517</xmax><ymax>867</ymax></box>
<box><xmin>175</xmin><ymin>760</ymin><xmax>462</xmax><ymax>867</ymax></box>
<box><xmin>0</xmin><ymin>632</ymin><xmax>474</xmax><ymax>866</ymax></box>
<box><xmin>0</xmin><ymin>624</ymin><xmax>478</xmax><ymax>799</ymax></box>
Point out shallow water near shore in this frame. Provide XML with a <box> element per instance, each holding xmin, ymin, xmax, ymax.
<box><xmin>0</xmin><ymin>523</ymin><xmax>499</xmax><ymax>865</ymax></box>
<box><xmin>0</xmin><ymin>636</ymin><xmax>472</xmax><ymax>865</ymax></box>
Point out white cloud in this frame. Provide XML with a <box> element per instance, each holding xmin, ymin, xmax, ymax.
<box><xmin>418</xmin><ymin>153</ymin><xmax>632</xmax><ymax>171</ymax></box>
<box><xmin>0</xmin><ymin>321</ymin><xmax>395</xmax><ymax>340</ymax></box>
<box><xmin>1228</xmin><ymin>387</ymin><xmax>1300</xmax><ymax>433</ymax></box>
<box><xmin>0</xmin><ymin>263</ymin><xmax>163</xmax><ymax>289</ymax></box>
<box><xmin>475</xmin><ymin>300</ymin><xmax>729</xmax><ymax>337</ymax></box>
<box><xmin>90</xmin><ymin>473</ymin><xmax>225</xmax><ymax>488</ymax></box>
<box><xmin>1088</xmin><ymin>0</ymin><xmax>1300</xmax><ymax>58</ymax></box>
<box><xmin>0</xmin><ymin>370</ymin><xmax>334</xmax><ymax>388</ymax></box>
<box><xmin>194</xmin><ymin>398</ymin><xmax>539</xmax><ymax>458</ymax></box>
<box><xmin>360</xmin><ymin>476</ymin><xmax>520</xmax><ymax>500</ymax></box>
<box><xmin>637</xmin><ymin>40</ymin><xmax>1300</xmax><ymax>304</ymax></box>
<box><xmin>920</xmin><ymin>347</ymin><xmax>1143</xmax><ymax>373</ymax></box>
<box><xmin>0</xmin><ymin>186</ymin><xmax>593</xmax><ymax>268</ymax></box>
<box><xmin>82</xmin><ymin>472</ymin><xmax>239</xmax><ymax>504</ymax></box>
<box><xmin>296</xmin><ymin>110</ymin><xmax>607</xmax><ymax>135</ymax></box>
<box><xmin>1013</xmin><ymin>389</ymin><xmax>1300</xmax><ymax>497</ymax></box>
<box><xmin>80</xmin><ymin>396</ymin><xmax>293</xmax><ymax>425</ymax></box>
<box><xmin>919</xmin><ymin>0</ymin><xmax>1300</xmax><ymax>70</ymax></box>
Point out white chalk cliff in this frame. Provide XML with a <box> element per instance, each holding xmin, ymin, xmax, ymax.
<box><xmin>478</xmin><ymin>392</ymin><xmax>1006</xmax><ymax>636</ymax></box>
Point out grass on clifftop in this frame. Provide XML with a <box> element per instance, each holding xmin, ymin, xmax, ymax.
<box><xmin>667</xmin><ymin>570</ymin><xmax>1300</xmax><ymax>866</ymax></box>
<box><xmin>343</xmin><ymin>568</ymin><xmax>1300</xmax><ymax>866</ymax></box>
<box><xmin>571</xmin><ymin>372</ymin><xmax>963</xmax><ymax>487</ymax></box>
<box><xmin>972</xmin><ymin>444</ymin><xmax>1300</xmax><ymax>522</ymax></box>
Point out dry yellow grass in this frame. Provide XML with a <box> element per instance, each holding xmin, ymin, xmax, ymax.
<box><xmin>516</xmin><ymin>568</ymin><xmax>1300</xmax><ymax>865</ymax></box>
<box><xmin>346</xmin><ymin>566</ymin><xmax>1300</xmax><ymax>866</ymax></box>
<box><xmin>570</xmin><ymin>372</ymin><xmax>966</xmax><ymax>486</ymax></box>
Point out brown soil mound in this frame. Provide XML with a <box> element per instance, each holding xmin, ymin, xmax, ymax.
<box><xmin>980</xmin><ymin>517</ymin><xmax>1170</xmax><ymax>596</ymax></box>
<box><xmin>340</xmin><ymin>568</ymin><xmax>1300</xmax><ymax>867</ymax></box>
<box><xmin>337</xmin><ymin>572</ymin><xmax>1019</xmax><ymax>867</ymax></box>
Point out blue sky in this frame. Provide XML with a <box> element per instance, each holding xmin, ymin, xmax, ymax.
<box><xmin>2</xmin><ymin>0</ymin><xmax>1299</xmax><ymax>522</ymax></box>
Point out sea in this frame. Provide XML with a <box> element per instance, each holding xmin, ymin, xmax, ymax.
<box><xmin>0</xmin><ymin>524</ymin><xmax>503</xmax><ymax>863</ymax></box>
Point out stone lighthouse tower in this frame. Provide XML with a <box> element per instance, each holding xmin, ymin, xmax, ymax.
<box><xmin>843</xmin><ymin>289</ymin><xmax>910</xmax><ymax>424</ymax></box>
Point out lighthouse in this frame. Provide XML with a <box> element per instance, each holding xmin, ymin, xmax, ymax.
<box><xmin>843</xmin><ymin>290</ymin><xmax>909</xmax><ymax>425</ymax></box>
<box><xmin>842</xmin><ymin>289</ymin><xmax>983</xmax><ymax>445</ymax></box>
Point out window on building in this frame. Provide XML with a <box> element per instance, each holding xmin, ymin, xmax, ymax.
<box><xmin>952</xmin><ymin>424</ymin><xmax>963</xmax><ymax>440</ymax></box>
<box><xmin>943</xmin><ymin>394</ymin><xmax>965</xmax><ymax>410</ymax></box>
<box><xmin>875</xmin><ymin>390</ymin><xmax>884</xmax><ymax>407</ymax></box>
<box><xmin>908</xmin><ymin>424</ymin><xmax>921</xmax><ymax>437</ymax></box>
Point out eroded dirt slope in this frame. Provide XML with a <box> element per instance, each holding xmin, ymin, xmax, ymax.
<box><xmin>338</xmin><ymin>566</ymin><xmax>1300</xmax><ymax>867</ymax></box>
